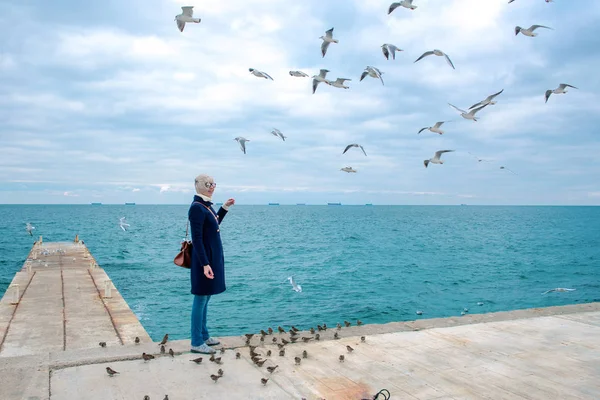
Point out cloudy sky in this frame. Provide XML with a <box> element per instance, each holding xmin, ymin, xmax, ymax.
<box><xmin>1</xmin><ymin>0</ymin><xmax>599</xmax><ymax>205</ymax></box>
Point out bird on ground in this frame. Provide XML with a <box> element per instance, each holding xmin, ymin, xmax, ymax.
<box><xmin>287</xmin><ymin>276</ymin><xmax>302</xmax><ymax>292</ymax></box>
<box><xmin>160</xmin><ymin>345</ymin><xmax>165</xmax><ymax>354</ymax></box>
<box><xmin>339</xmin><ymin>355</ymin><xmax>345</xmax><ymax>362</ymax></box>
<box><xmin>415</xmin><ymin>49</ymin><xmax>455</xmax><ymax>69</ymax></box>
<box><xmin>218</xmin><ymin>368</ymin><xmax>224</xmax><ymax>377</ymax></box>
<box><xmin>343</xmin><ymin>144</ymin><xmax>367</xmax><ymax>156</ymax></box>
<box><xmin>337</xmin><ymin>323</ymin><xmax>342</xmax><ymax>330</ymax></box>
<box><xmin>234</xmin><ymin>137</ymin><xmax>249</xmax><ymax>154</ymax></box>
<box><xmin>271</xmin><ymin>128</ymin><xmax>286</xmax><ymax>141</ymax></box>
<box><xmin>249</xmin><ymin>68</ymin><xmax>274</xmax><ymax>80</ymax></box>
<box><xmin>381</xmin><ymin>44</ymin><xmax>402</xmax><ymax>60</ymax></box>
<box><xmin>135</xmin><ymin>337</ymin><xmax>140</xmax><ymax>344</ymax></box>
<box><xmin>266</xmin><ymin>350</ymin><xmax>272</xmax><ymax>356</ymax></box>
<box><xmin>542</xmin><ymin>288</ymin><xmax>576</xmax><ymax>294</ymax></box>
<box><xmin>515</xmin><ymin>25</ymin><xmax>552</xmax><ymax>37</ymax></box>
<box><xmin>191</xmin><ymin>357</ymin><xmax>203</xmax><ymax>364</ymax></box>
<box><xmin>327</xmin><ymin>78</ymin><xmax>352</xmax><ymax>89</ymax></box>
<box><xmin>424</xmin><ymin>150</ymin><xmax>455</xmax><ymax>168</ymax></box>
<box><xmin>469</xmin><ymin>89</ymin><xmax>504</xmax><ymax>109</ymax></box>
<box><xmin>302</xmin><ymin>350</ymin><xmax>308</xmax><ymax>359</ymax></box>
<box><xmin>144</xmin><ymin>396</ymin><xmax>150</xmax><ymax>400</ymax></box>
<box><xmin>175</xmin><ymin>6</ymin><xmax>201</xmax><ymax>32</ymax></box>
<box><xmin>261</xmin><ymin>378</ymin><xmax>269</xmax><ymax>385</ymax></box>
<box><xmin>142</xmin><ymin>353</ymin><xmax>155</xmax><ymax>361</ymax></box>
<box><xmin>388</xmin><ymin>0</ymin><xmax>417</xmax><ymax>14</ymax></box>
<box><xmin>159</xmin><ymin>334</ymin><xmax>169</xmax><ymax>345</ymax></box>
<box><xmin>291</xmin><ymin>326</ymin><xmax>300</xmax><ymax>332</ymax></box>
<box><xmin>334</xmin><ymin>332</ymin><xmax>340</xmax><ymax>339</ymax></box>
<box><xmin>346</xmin><ymin>345</ymin><xmax>354</xmax><ymax>353</ymax></box>
<box><xmin>295</xmin><ymin>356</ymin><xmax>302</xmax><ymax>365</ymax></box>
<box><xmin>340</xmin><ymin>167</ymin><xmax>357</xmax><ymax>173</ymax></box>
<box><xmin>163</xmin><ymin>396</ymin><xmax>169</xmax><ymax>400</ymax></box>
<box><xmin>267</xmin><ymin>365</ymin><xmax>279</xmax><ymax>373</ymax></box>
<box><xmin>545</xmin><ymin>83</ymin><xmax>578</xmax><ymax>103</ymax></box>
<box><xmin>302</xmin><ymin>337</ymin><xmax>313</xmax><ymax>343</ymax></box>
<box><xmin>360</xmin><ymin>66</ymin><xmax>384</xmax><ymax>85</ymax></box>
<box><xmin>315</xmin><ymin>334</ymin><xmax>320</xmax><ymax>340</ymax></box>
<box><xmin>279</xmin><ymin>349</ymin><xmax>286</xmax><ymax>356</ymax></box>
<box><xmin>25</xmin><ymin>223</ymin><xmax>35</xmax><ymax>236</ymax></box>
<box><xmin>268</xmin><ymin>328</ymin><xmax>273</xmax><ymax>335</ymax></box>
<box><xmin>119</xmin><ymin>217</ymin><xmax>130</xmax><ymax>232</ymax></box>
<box><xmin>500</xmin><ymin>166</ymin><xmax>517</xmax><ymax>174</ymax></box>
<box><xmin>448</xmin><ymin>103</ymin><xmax>488</xmax><ymax>121</ymax></box>
<box><xmin>312</xmin><ymin>69</ymin><xmax>330</xmax><ymax>94</ymax></box>
<box><xmin>169</xmin><ymin>348</ymin><xmax>175</xmax><ymax>357</ymax></box>
<box><xmin>320</xmin><ymin>28</ymin><xmax>338</xmax><ymax>58</ymax></box>
<box><xmin>344</xmin><ymin>321</ymin><xmax>351</xmax><ymax>327</ymax></box>
<box><xmin>106</xmin><ymin>367</ymin><xmax>119</xmax><ymax>377</ymax></box>
<box><xmin>245</xmin><ymin>333</ymin><xmax>255</xmax><ymax>340</ymax></box>
<box><xmin>418</xmin><ymin>121</ymin><xmax>449</xmax><ymax>135</ymax></box>
<box><xmin>309</xmin><ymin>328</ymin><xmax>315</xmax><ymax>334</ymax></box>
<box><xmin>99</xmin><ymin>342</ymin><xmax>106</xmax><ymax>348</ymax></box>
<box><xmin>361</xmin><ymin>336</ymin><xmax>366</xmax><ymax>342</ymax></box>
<box><xmin>357</xmin><ymin>320</ymin><xmax>363</xmax><ymax>326</ymax></box>
<box><xmin>289</xmin><ymin>70</ymin><xmax>309</xmax><ymax>77</ymax></box>
<box><xmin>210</xmin><ymin>374</ymin><xmax>221</xmax><ymax>383</ymax></box>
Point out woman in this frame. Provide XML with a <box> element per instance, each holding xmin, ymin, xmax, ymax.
<box><xmin>189</xmin><ymin>174</ymin><xmax>235</xmax><ymax>354</ymax></box>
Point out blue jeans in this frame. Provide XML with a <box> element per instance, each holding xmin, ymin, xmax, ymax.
<box><xmin>191</xmin><ymin>294</ymin><xmax>211</xmax><ymax>346</ymax></box>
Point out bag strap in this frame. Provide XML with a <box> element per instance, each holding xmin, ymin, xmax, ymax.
<box><xmin>185</xmin><ymin>201</ymin><xmax>219</xmax><ymax>238</ymax></box>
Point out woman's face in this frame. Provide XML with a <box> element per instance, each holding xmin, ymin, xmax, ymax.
<box><xmin>199</xmin><ymin>178</ymin><xmax>216</xmax><ymax>197</ymax></box>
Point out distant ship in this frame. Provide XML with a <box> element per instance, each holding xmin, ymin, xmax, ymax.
<box><xmin>365</xmin><ymin>203</ymin><xmax>373</xmax><ymax>206</ymax></box>
<box><xmin>91</xmin><ymin>203</ymin><xmax>102</xmax><ymax>206</ymax></box>
<box><xmin>296</xmin><ymin>203</ymin><xmax>306</xmax><ymax>205</ymax></box>
<box><xmin>460</xmin><ymin>204</ymin><xmax>468</xmax><ymax>206</ymax></box>
<box><xmin>327</xmin><ymin>202</ymin><xmax>342</xmax><ymax>206</ymax></box>
<box><xmin>268</xmin><ymin>203</ymin><xmax>280</xmax><ymax>206</ymax></box>
<box><xmin>125</xmin><ymin>202</ymin><xmax>136</xmax><ymax>205</ymax></box>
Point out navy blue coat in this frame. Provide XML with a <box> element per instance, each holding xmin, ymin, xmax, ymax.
<box><xmin>189</xmin><ymin>195</ymin><xmax>229</xmax><ymax>296</ymax></box>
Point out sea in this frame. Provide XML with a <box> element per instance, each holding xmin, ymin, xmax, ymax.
<box><xmin>1</xmin><ymin>205</ymin><xmax>599</xmax><ymax>341</ymax></box>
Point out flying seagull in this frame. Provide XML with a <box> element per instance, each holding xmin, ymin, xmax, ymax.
<box><xmin>312</xmin><ymin>69</ymin><xmax>330</xmax><ymax>94</ymax></box>
<box><xmin>234</xmin><ymin>137</ymin><xmax>249</xmax><ymax>154</ymax></box>
<box><xmin>25</xmin><ymin>222</ymin><xmax>35</xmax><ymax>236</ymax></box>
<box><xmin>340</xmin><ymin>167</ymin><xmax>357</xmax><ymax>173</ymax></box>
<box><xmin>271</xmin><ymin>128</ymin><xmax>286</xmax><ymax>141</ymax></box>
<box><xmin>360</xmin><ymin>66</ymin><xmax>384</xmax><ymax>86</ymax></box>
<box><xmin>175</xmin><ymin>6</ymin><xmax>201</xmax><ymax>32</ymax></box>
<box><xmin>320</xmin><ymin>28</ymin><xmax>339</xmax><ymax>58</ymax></box>
<box><xmin>448</xmin><ymin>103</ymin><xmax>489</xmax><ymax>121</ymax></box>
<box><xmin>500</xmin><ymin>166</ymin><xmax>517</xmax><ymax>174</ymax></box>
<box><xmin>388</xmin><ymin>0</ymin><xmax>417</xmax><ymax>14</ymax></box>
<box><xmin>469</xmin><ymin>89</ymin><xmax>504</xmax><ymax>110</ymax></box>
<box><xmin>289</xmin><ymin>71</ymin><xmax>309</xmax><ymax>78</ymax></box>
<box><xmin>286</xmin><ymin>276</ymin><xmax>302</xmax><ymax>293</ymax></box>
<box><xmin>381</xmin><ymin>44</ymin><xmax>402</xmax><ymax>60</ymax></box>
<box><xmin>515</xmin><ymin>25</ymin><xmax>552</xmax><ymax>37</ymax></box>
<box><xmin>468</xmin><ymin>152</ymin><xmax>493</xmax><ymax>162</ymax></box>
<box><xmin>249</xmin><ymin>68</ymin><xmax>274</xmax><ymax>80</ymax></box>
<box><xmin>327</xmin><ymin>78</ymin><xmax>351</xmax><ymax>89</ymax></box>
<box><xmin>414</xmin><ymin>49</ymin><xmax>455</xmax><ymax>69</ymax></box>
<box><xmin>119</xmin><ymin>217</ymin><xmax>130</xmax><ymax>232</ymax></box>
<box><xmin>545</xmin><ymin>83</ymin><xmax>578</xmax><ymax>103</ymax></box>
<box><xmin>343</xmin><ymin>144</ymin><xmax>367</xmax><ymax>156</ymax></box>
<box><xmin>418</xmin><ymin>121</ymin><xmax>448</xmax><ymax>135</ymax></box>
<box><xmin>424</xmin><ymin>150</ymin><xmax>454</xmax><ymax>168</ymax></box>
<box><xmin>542</xmin><ymin>288</ymin><xmax>575</xmax><ymax>295</ymax></box>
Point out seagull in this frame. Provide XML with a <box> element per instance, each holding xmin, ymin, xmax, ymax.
<box><xmin>271</xmin><ymin>128</ymin><xmax>286</xmax><ymax>141</ymax></box>
<box><xmin>414</xmin><ymin>49</ymin><xmax>455</xmax><ymax>69</ymax></box>
<box><xmin>312</xmin><ymin>69</ymin><xmax>330</xmax><ymax>94</ymax></box>
<box><xmin>469</xmin><ymin>89</ymin><xmax>504</xmax><ymax>110</ymax></box>
<box><xmin>326</xmin><ymin>78</ymin><xmax>351</xmax><ymax>89</ymax></box>
<box><xmin>119</xmin><ymin>217</ymin><xmax>130</xmax><ymax>232</ymax></box>
<box><xmin>448</xmin><ymin>103</ymin><xmax>489</xmax><ymax>121</ymax></box>
<box><xmin>424</xmin><ymin>150</ymin><xmax>454</xmax><ymax>168</ymax></box>
<box><xmin>340</xmin><ymin>166</ymin><xmax>357</xmax><ymax>173</ymax></box>
<box><xmin>468</xmin><ymin>152</ymin><xmax>493</xmax><ymax>162</ymax></box>
<box><xmin>545</xmin><ymin>83</ymin><xmax>578</xmax><ymax>103</ymax></box>
<box><xmin>289</xmin><ymin>71</ymin><xmax>309</xmax><ymax>78</ymax></box>
<box><xmin>500</xmin><ymin>166</ymin><xmax>517</xmax><ymax>174</ymax></box>
<box><xmin>418</xmin><ymin>121</ymin><xmax>448</xmax><ymax>135</ymax></box>
<box><xmin>175</xmin><ymin>6</ymin><xmax>201</xmax><ymax>32</ymax></box>
<box><xmin>388</xmin><ymin>0</ymin><xmax>417</xmax><ymax>14</ymax></box>
<box><xmin>234</xmin><ymin>137</ymin><xmax>249</xmax><ymax>154</ymax></box>
<box><xmin>381</xmin><ymin>44</ymin><xmax>402</xmax><ymax>60</ymax></box>
<box><xmin>320</xmin><ymin>28</ymin><xmax>339</xmax><ymax>58</ymax></box>
<box><xmin>542</xmin><ymin>288</ymin><xmax>576</xmax><ymax>295</ymax></box>
<box><xmin>249</xmin><ymin>68</ymin><xmax>274</xmax><ymax>80</ymax></box>
<box><xmin>360</xmin><ymin>66</ymin><xmax>384</xmax><ymax>86</ymax></box>
<box><xmin>25</xmin><ymin>222</ymin><xmax>35</xmax><ymax>236</ymax></box>
<box><xmin>286</xmin><ymin>276</ymin><xmax>302</xmax><ymax>292</ymax></box>
<box><xmin>343</xmin><ymin>144</ymin><xmax>367</xmax><ymax>156</ymax></box>
<box><xmin>515</xmin><ymin>25</ymin><xmax>552</xmax><ymax>37</ymax></box>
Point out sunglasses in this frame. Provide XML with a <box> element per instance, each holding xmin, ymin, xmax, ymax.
<box><xmin>204</xmin><ymin>182</ymin><xmax>217</xmax><ymax>189</ymax></box>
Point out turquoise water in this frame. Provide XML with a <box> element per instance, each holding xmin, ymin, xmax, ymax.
<box><xmin>1</xmin><ymin>205</ymin><xmax>599</xmax><ymax>341</ymax></box>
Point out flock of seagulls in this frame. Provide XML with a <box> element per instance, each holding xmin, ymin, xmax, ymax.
<box><xmin>172</xmin><ymin>0</ymin><xmax>576</xmax><ymax>177</ymax></box>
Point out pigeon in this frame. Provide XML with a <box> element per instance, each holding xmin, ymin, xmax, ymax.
<box><xmin>326</xmin><ymin>78</ymin><xmax>352</xmax><ymax>89</ymax></box>
<box><xmin>448</xmin><ymin>103</ymin><xmax>489</xmax><ymax>121</ymax></box>
<box><xmin>320</xmin><ymin>28</ymin><xmax>339</xmax><ymax>58</ymax></box>
<box><xmin>119</xmin><ymin>217</ymin><xmax>130</xmax><ymax>232</ymax></box>
<box><xmin>289</xmin><ymin>70</ymin><xmax>309</xmax><ymax>77</ymax></box>
<box><xmin>25</xmin><ymin>223</ymin><xmax>35</xmax><ymax>236</ymax></box>
<box><xmin>106</xmin><ymin>367</ymin><xmax>119</xmax><ymax>377</ymax></box>
<box><xmin>343</xmin><ymin>144</ymin><xmax>367</xmax><ymax>156</ymax></box>
<box><xmin>515</xmin><ymin>25</ymin><xmax>552</xmax><ymax>37</ymax></box>
<box><xmin>545</xmin><ymin>83</ymin><xmax>578</xmax><ymax>103</ymax></box>
<box><xmin>388</xmin><ymin>0</ymin><xmax>417</xmax><ymax>14</ymax></box>
<box><xmin>340</xmin><ymin>167</ymin><xmax>357</xmax><ymax>173</ymax></box>
<box><xmin>414</xmin><ymin>49</ymin><xmax>455</xmax><ymax>69</ymax></box>
<box><xmin>234</xmin><ymin>137</ymin><xmax>249</xmax><ymax>154</ymax></box>
<box><xmin>418</xmin><ymin>121</ymin><xmax>448</xmax><ymax>135</ymax></box>
<box><xmin>542</xmin><ymin>288</ymin><xmax>576</xmax><ymax>295</ymax></box>
<box><xmin>271</xmin><ymin>128</ymin><xmax>286</xmax><ymax>141</ymax></box>
<box><xmin>287</xmin><ymin>276</ymin><xmax>302</xmax><ymax>292</ymax></box>
<box><xmin>249</xmin><ymin>68</ymin><xmax>274</xmax><ymax>80</ymax></box>
<box><xmin>469</xmin><ymin>89</ymin><xmax>504</xmax><ymax>109</ymax></box>
<box><xmin>360</xmin><ymin>66</ymin><xmax>384</xmax><ymax>85</ymax></box>
<box><xmin>424</xmin><ymin>150</ymin><xmax>455</xmax><ymax>168</ymax></box>
<box><xmin>381</xmin><ymin>44</ymin><xmax>402</xmax><ymax>60</ymax></box>
<box><xmin>175</xmin><ymin>6</ymin><xmax>201</xmax><ymax>32</ymax></box>
<box><xmin>312</xmin><ymin>69</ymin><xmax>330</xmax><ymax>94</ymax></box>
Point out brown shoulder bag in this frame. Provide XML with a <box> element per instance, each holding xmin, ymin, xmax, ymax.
<box><xmin>174</xmin><ymin>220</ymin><xmax>193</xmax><ymax>268</ymax></box>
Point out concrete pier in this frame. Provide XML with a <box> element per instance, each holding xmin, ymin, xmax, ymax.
<box><xmin>1</xmin><ymin>242</ymin><xmax>599</xmax><ymax>399</ymax></box>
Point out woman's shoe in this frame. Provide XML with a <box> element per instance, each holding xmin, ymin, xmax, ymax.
<box><xmin>191</xmin><ymin>343</ymin><xmax>216</xmax><ymax>354</ymax></box>
<box><xmin>205</xmin><ymin>337</ymin><xmax>220</xmax><ymax>346</ymax></box>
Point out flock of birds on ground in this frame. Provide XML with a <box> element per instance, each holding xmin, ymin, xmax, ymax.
<box><xmin>174</xmin><ymin>0</ymin><xmax>575</xmax><ymax>174</ymax></box>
